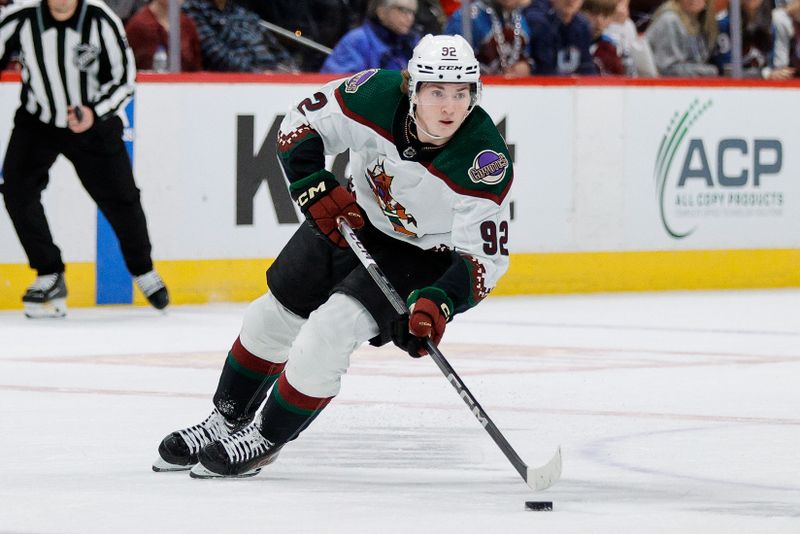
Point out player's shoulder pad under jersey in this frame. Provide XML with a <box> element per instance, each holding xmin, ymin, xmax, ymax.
<box><xmin>334</xmin><ymin>69</ymin><xmax>404</xmax><ymax>139</ymax></box>
<box><xmin>429</xmin><ymin>106</ymin><xmax>514</xmax><ymax>206</ymax></box>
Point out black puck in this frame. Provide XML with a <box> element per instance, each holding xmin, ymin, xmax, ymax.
<box><xmin>525</xmin><ymin>501</ymin><xmax>553</xmax><ymax>511</ymax></box>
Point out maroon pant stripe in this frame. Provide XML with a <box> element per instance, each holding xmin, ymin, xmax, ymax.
<box><xmin>276</xmin><ymin>373</ymin><xmax>333</xmax><ymax>412</ymax></box>
<box><xmin>230</xmin><ymin>337</ymin><xmax>286</xmax><ymax>376</ymax></box>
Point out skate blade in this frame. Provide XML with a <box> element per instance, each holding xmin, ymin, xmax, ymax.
<box><xmin>189</xmin><ymin>463</ymin><xmax>261</xmax><ymax>479</ymax></box>
<box><xmin>152</xmin><ymin>457</ymin><xmax>193</xmax><ymax>472</ymax></box>
<box><xmin>24</xmin><ymin>299</ymin><xmax>67</xmax><ymax>319</ymax></box>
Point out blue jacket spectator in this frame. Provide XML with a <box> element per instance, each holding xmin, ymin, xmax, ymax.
<box><xmin>445</xmin><ymin>0</ymin><xmax>532</xmax><ymax>76</ymax></box>
<box><xmin>183</xmin><ymin>0</ymin><xmax>295</xmax><ymax>72</ymax></box>
<box><xmin>524</xmin><ymin>0</ymin><xmax>599</xmax><ymax>74</ymax></box>
<box><xmin>321</xmin><ymin>0</ymin><xmax>421</xmax><ymax>73</ymax></box>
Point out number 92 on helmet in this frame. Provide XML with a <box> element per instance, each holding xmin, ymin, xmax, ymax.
<box><xmin>407</xmin><ymin>34</ymin><xmax>482</xmax><ymax>112</ymax></box>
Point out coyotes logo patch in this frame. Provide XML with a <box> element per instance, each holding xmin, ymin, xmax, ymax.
<box><xmin>366</xmin><ymin>161</ymin><xmax>418</xmax><ymax>237</ymax></box>
<box><xmin>468</xmin><ymin>150</ymin><xmax>509</xmax><ymax>185</ymax></box>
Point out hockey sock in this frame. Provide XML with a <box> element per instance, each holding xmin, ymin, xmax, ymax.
<box><xmin>213</xmin><ymin>337</ymin><xmax>285</xmax><ymax>423</ymax></box>
<box><xmin>258</xmin><ymin>372</ymin><xmax>333</xmax><ymax>444</ymax></box>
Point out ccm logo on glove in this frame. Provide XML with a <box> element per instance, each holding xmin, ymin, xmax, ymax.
<box><xmin>290</xmin><ymin>170</ymin><xmax>364</xmax><ymax>247</ymax></box>
<box><xmin>296</xmin><ymin>182</ymin><xmax>328</xmax><ymax>207</ymax></box>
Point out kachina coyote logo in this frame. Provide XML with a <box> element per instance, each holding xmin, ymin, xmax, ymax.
<box><xmin>366</xmin><ymin>160</ymin><xmax>418</xmax><ymax>237</ymax></box>
<box><xmin>654</xmin><ymin>99</ymin><xmax>784</xmax><ymax>239</ymax></box>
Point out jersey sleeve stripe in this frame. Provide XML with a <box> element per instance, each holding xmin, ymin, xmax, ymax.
<box><xmin>0</xmin><ymin>14</ymin><xmax>22</xmax><ymax>68</ymax></box>
<box><xmin>91</xmin><ymin>7</ymin><xmax>134</xmax><ymax>117</ymax></box>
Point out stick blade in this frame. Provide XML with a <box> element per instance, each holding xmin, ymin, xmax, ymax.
<box><xmin>526</xmin><ymin>446</ymin><xmax>562</xmax><ymax>491</ymax></box>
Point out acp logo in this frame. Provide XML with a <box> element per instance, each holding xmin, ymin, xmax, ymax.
<box><xmin>654</xmin><ymin>99</ymin><xmax>783</xmax><ymax>238</ymax></box>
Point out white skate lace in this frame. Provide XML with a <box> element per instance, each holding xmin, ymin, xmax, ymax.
<box><xmin>134</xmin><ymin>270</ymin><xmax>165</xmax><ymax>297</ymax></box>
<box><xmin>29</xmin><ymin>274</ymin><xmax>60</xmax><ymax>291</ymax></box>
<box><xmin>220</xmin><ymin>424</ymin><xmax>273</xmax><ymax>464</ymax></box>
<box><xmin>178</xmin><ymin>409</ymin><xmax>234</xmax><ymax>454</ymax></box>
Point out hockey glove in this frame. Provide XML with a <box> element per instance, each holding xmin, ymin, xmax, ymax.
<box><xmin>391</xmin><ymin>287</ymin><xmax>454</xmax><ymax>358</ymax></box>
<box><xmin>289</xmin><ymin>169</ymin><xmax>364</xmax><ymax>247</ymax></box>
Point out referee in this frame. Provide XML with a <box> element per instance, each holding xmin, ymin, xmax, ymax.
<box><xmin>0</xmin><ymin>0</ymin><xmax>168</xmax><ymax>318</ymax></box>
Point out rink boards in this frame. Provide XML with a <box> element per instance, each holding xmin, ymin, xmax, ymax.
<box><xmin>1</xmin><ymin>74</ymin><xmax>799</xmax><ymax>308</ymax></box>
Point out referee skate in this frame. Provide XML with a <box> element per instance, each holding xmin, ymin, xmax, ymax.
<box><xmin>22</xmin><ymin>273</ymin><xmax>67</xmax><ymax>318</ymax></box>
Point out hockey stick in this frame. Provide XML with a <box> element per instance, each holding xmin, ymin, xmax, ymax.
<box><xmin>337</xmin><ymin>218</ymin><xmax>562</xmax><ymax>491</ymax></box>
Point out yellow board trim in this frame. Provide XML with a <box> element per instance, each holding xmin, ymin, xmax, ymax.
<box><xmin>493</xmin><ymin>249</ymin><xmax>800</xmax><ymax>295</ymax></box>
<box><xmin>0</xmin><ymin>263</ymin><xmax>96</xmax><ymax>309</ymax></box>
<box><xmin>130</xmin><ymin>259</ymin><xmax>275</xmax><ymax>306</ymax></box>
<box><xmin>1</xmin><ymin>249</ymin><xmax>798</xmax><ymax>309</ymax></box>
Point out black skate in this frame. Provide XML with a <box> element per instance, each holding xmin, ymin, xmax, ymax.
<box><xmin>152</xmin><ymin>408</ymin><xmax>249</xmax><ymax>472</ymax></box>
<box><xmin>189</xmin><ymin>422</ymin><xmax>283</xmax><ymax>479</ymax></box>
<box><xmin>23</xmin><ymin>273</ymin><xmax>67</xmax><ymax>318</ymax></box>
<box><xmin>134</xmin><ymin>270</ymin><xmax>169</xmax><ymax>310</ymax></box>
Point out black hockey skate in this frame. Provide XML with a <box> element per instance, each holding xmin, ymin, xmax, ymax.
<box><xmin>152</xmin><ymin>408</ymin><xmax>249</xmax><ymax>472</ymax></box>
<box><xmin>134</xmin><ymin>270</ymin><xmax>169</xmax><ymax>310</ymax></box>
<box><xmin>189</xmin><ymin>422</ymin><xmax>283</xmax><ymax>479</ymax></box>
<box><xmin>23</xmin><ymin>273</ymin><xmax>67</xmax><ymax>318</ymax></box>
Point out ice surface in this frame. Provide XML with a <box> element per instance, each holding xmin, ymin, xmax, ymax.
<box><xmin>0</xmin><ymin>290</ymin><xmax>798</xmax><ymax>533</ymax></box>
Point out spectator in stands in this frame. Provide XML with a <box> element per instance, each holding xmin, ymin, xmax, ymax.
<box><xmin>645</xmin><ymin>0</ymin><xmax>718</xmax><ymax>76</ymax></box>
<box><xmin>713</xmin><ymin>0</ymin><xmax>794</xmax><ymax>78</ymax></box>
<box><xmin>415</xmin><ymin>0</ymin><xmax>447</xmax><ymax>34</ymax></box>
<box><xmin>235</xmin><ymin>0</ymin><xmax>352</xmax><ymax>71</ymax></box>
<box><xmin>629</xmin><ymin>0</ymin><xmax>665</xmax><ymax>31</ymax></box>
<box><xmin>183</xmin><ymin>0</ymin><xmax>296</xmax><ymax>72</ymax></box>
<box><xmin>772</xmin><ymin>0</ymin><xmax>800</xmax><ymax>76</ymax></box>
<box><xmin>105</xmin><ymin>0</ymin><xmax>147</xmax><ymax>22</ymax></box>
<box><xmin>444</xmin><ymin>0</ymin><xmax>532</xmax><ymax>77</ymax></box>
<box><xmin>605</xmin><ymin>0</ymin><xmax>659</xmax><ymax>75</ymax></box>
<box><xmin>524</xmin><ymin>0</ymin><xmax>599</xmax><ymax>74</ymax></box>
<box><xmin>345</xmin><ymin>0</ymin><xmax>370</xmax><ymax>25</ymax></box>
<box><xmin>321</xmin><ymin>0</ymin><xmax>420</xmax><ymax>73</ymax></box>
<box><xmin>581</xmin><ymin>0</ymin><xmax>625</xmax><ymax>74</ymax></box>
<box><xmin>125</xmin><ymin>0</ymin><xmax>203</xmax><ymax>71</ymax></box>
<box><xmin>441</xmin><ymin>0</ymin><xmax>461</xmax><ymax>17</ymax></box>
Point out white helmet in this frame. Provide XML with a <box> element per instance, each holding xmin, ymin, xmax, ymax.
<box><xmin>407</xmin><ymin>34</ymin><xmax>482</xmax><ymax>113</ymax></box>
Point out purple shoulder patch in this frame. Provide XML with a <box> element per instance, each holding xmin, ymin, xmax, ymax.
<box><xmin>344</xmin><ymin>69</ymin><xmax>380</xmax><ymax>93</ymax></box>
<box><xmin>468</xmin><ymin>150</ymin><xmax>509</xmax><ymax>185</ymax></box>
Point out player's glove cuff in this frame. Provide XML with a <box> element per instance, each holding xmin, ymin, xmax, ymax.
<box><xmin>289</xmin><ymin>169</ymin><xmax>340</xmax><ymax>211</ymax></box>
<box><xmin>407</xmin><ymin>287</ymin><xmax>454</xmax><ymax>322</ymax></box>
<box><xmin>289</xmin><ymin>169</ymin><xmax>364</xmax><ymax>247</ymax></box>
<box><xmin>391</xmin><ymin>287</ymin><xmax>454</xmax><ymax>358</ymax></box>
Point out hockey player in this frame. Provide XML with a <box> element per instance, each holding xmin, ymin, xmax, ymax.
<box><xmin>153</xmin><ymin>34</ymin><xmax>514</xmax><ymax>478</ymax></box>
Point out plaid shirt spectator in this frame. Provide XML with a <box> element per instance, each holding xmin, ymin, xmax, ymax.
<box><xmin>182</xmin><ymin>0</ymin><xmax>295</xmax><ymax>72</ymax></box>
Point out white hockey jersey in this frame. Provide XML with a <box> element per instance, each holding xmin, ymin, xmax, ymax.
<box><xmin>278</xmin><ymin>69</ymin><xmax>513</xmax><ymax>310</ymax></box>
